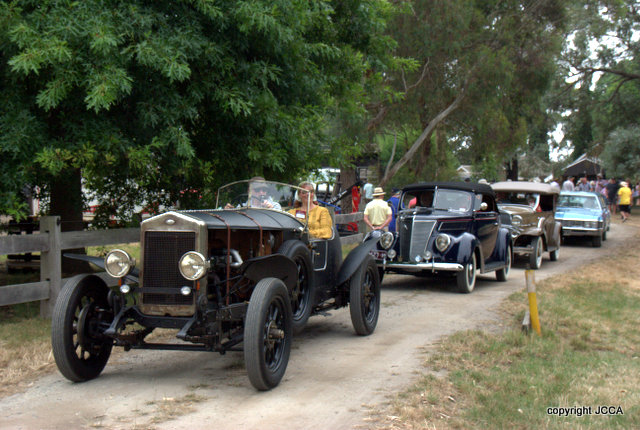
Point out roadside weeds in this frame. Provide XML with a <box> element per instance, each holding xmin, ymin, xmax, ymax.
<box><xmin>371</xmin><ymin>217</ymin><xmax>640</xmax><ymax>429</ymax></box>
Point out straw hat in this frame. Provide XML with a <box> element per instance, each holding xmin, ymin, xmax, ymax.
<box><xmin>372</xmin><ymin>187</ymin><xmax>385</xmax><ymax>196</ymax></box>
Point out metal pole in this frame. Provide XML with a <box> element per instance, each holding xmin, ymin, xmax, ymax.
<box><xmin>525</xmin><ymin>269</ymin><xmax>541</xmax><ymax>335</ymax></box>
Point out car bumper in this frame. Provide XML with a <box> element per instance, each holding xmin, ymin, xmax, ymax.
<box><xmin>382</xmin><ymin>261</ymin><xmax>464</xmax><ymax>272</ymax></box>
<box><xmin>561</xmin><ymin>227</ymin><xmax>602</xmax><ymax>237</ymax></box>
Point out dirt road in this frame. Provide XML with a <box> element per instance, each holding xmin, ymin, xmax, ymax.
<box><xmin>1</xmin><ymin>222</ymin><xmax>631</xmax><ymax>430</ymax></box>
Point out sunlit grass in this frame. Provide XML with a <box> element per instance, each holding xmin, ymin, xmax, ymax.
<box><xmin>376</xmin><ymin>225</ymin><xmax>640</xmax><ymax>430</ymax></box>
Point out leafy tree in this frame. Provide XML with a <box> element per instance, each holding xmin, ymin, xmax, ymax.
<box><xmin>370</xmin><ymin>0</ymin><xmax>567</xmax><ymax>186</ymax></box>
<box><xmin>0</xmin><ymin>0</ymin><xmax>398</xmax><ymax>225</ymax></box>
<box><xmin>553</xmin><ymin>0</ymin><xmax>640</xmax><ymax>168</ymax></box>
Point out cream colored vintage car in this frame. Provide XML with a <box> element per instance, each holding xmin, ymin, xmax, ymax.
<box><xmin>491</xmin><ymin>181</ymin><xmax>561</xmax><ymax>269</ymax></box>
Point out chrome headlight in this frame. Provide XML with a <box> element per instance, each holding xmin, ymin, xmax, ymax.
<box><xmin>179</xmin><ymin>251</ymin><xmax>210</xmax><ymax>281</ymax></box>
<box><xmin>380</xmin><ymin>232</ymin><xmax>394</xmax><ymax>249</ymax></box>
<box><xmin>512</xmin><ymin>215</ymin><xmax>522</xmax><ymax>228</ymax></box>
<box><xmin>435</xmin><ymin>234</ymin><xmax>451</xmax><ymax>252</ymax></box>
<box><xmin>105</xmin><ymin>249</ymin><xmax>135</xmax><ymax>278</ymax></box>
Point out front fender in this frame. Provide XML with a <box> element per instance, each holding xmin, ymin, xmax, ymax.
<box><xmin>449</xmin><ymin>232</ymin><xmax>480</xmax><ymax>266</ymax></box>
<box><xmin>241</xmin><ymin>254</ymin><xmax>298</xmax><ymax>292</ymax></box>
<box><xmin>337</xmin><ymin>236</ymin><xmax>380</xmax><ymax>285</ymax></box>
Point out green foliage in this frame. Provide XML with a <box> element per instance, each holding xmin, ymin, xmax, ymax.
<box><xmin>376</xmin><ymin>0</ymin><xmax>567</xmax><ymax>183</ymax></box>
<box><xmin>600</xmin><ymin>125</ymin><xmax>640</xmax><ymax>179</ymax></box>
<box><xmin>0</xmin><ymin>0</ymin><xmax>398</xmax><ymax>222</ymax></box>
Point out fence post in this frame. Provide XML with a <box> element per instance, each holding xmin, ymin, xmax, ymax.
<box><xmin>40</xmin><ymin>216</ymin><xmax>61</xmax><ymax>318</ymax></box>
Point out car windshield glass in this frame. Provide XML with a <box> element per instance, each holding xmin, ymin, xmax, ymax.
<box><xmin>558</xmin><ymin>195</ymin><xmax>599</xmax><ymax>209</ymax></box>
<box><xmin>433</xmin><ymin>190</ymin><xmax>473</xmax><ymax>212</ymax></box>
<box><xmin>495</xmin><ymin>192</ymin><xmax>539</xmax><ymax>208</ymax></box>
<box><xmin>216</xmin><ymin>180</ymin><xmax>310</xmax><ymax>212</ymax></box>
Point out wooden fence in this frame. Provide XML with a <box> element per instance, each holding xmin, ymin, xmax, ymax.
<box><xmin>0</xmin><ymin>213</ymin><xmax>364</xmax><ymax>317</ymax></box>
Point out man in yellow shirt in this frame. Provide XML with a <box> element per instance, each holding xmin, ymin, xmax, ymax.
<box><xmin>364</xmin><ymin>187</ymin><xmax>392</xmax><ymax>231</ymax></box>
<box><xmin>618</xmin><ymin>181</ymin><xmax>632</xmax><ymax>222</ymax></box>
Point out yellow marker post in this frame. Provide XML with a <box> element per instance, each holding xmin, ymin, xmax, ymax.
<box><xmin>525</xmin><ymin>269</ymin><xmax>541</xmax><ymax>335</ymax></box>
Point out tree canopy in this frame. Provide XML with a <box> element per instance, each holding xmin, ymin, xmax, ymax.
<box><xmin>0</xmin><ymin>0</ymin><xmax>398</xmax><ymax>223</ymax></box>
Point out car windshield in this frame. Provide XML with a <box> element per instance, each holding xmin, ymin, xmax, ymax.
<box><xmin>216</xmin><ymin>180</ymin><xmax>310</xmax><ymax>212</ymax></box>
<box><xmin>558</xmin><ymin>195</ymin><xmax>599</xmax><ymax>209</ymax></box>
<box><xmin>401</xmin><ymin>189</ymin><xmax>473</xmax><ymax>212</ymax></box>
<box><xmin>495</xmin><ymin>191</ymin><xmax>540</xmax><ymax>209</ymax></box>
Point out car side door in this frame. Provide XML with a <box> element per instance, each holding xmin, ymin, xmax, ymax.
<box><xmin>473</xmin><ymin>193</ymin><xmax>499</xmax><ymax>261</ymax></box>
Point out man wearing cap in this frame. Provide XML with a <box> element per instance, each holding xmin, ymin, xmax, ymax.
<box><xmin>364</xmin><ymin>187</ymin><xmax>392</xmax><ymax>231</ymax></box>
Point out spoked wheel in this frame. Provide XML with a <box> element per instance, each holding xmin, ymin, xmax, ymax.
<box><xmin>529</xmin><ymin>236</ymin><xmax>543</xmax><ymax>269</ymax></box>
<box><xmin>244</xmin><ymin>278</ymin><xmax>292</xmax><ymax>391</ymax></box>
<box><xmin>277</xmin><ymin>240</ymin><xmax>314</xmax><ymax>334</ymax></box>
<box><xmin>456</xmin><ymin>251</ymin><xmax>477</xmax><ymax>293</ymax></box>
<box><xmin>349</xmin><ymin>255</ymin><xmax>381</xmax><ymax>336</ymax></box>
<box><xmin>51</xmin><ymin>275</ymin><xmax>114</xmax><ymax>382</ymax></box>
<box><xmin>496</xmin><ymin>244</ymin><xmax>511</xmax><ymax>282</ymax></box>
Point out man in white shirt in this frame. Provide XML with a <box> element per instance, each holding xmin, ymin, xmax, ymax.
<box><xmin>562</xmin><ymin>176</ymin><xmax>575</xmax><ymax>191</ymax></box>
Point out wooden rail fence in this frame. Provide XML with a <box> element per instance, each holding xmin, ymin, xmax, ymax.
<box><xmin>1</xmin><ymin>213</ymin><xmax>364</xmax><ymax>317</ymax></box>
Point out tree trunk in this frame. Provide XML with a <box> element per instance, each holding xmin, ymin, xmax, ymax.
<box><xmin>50</xmin><ymin>168</ymin><xmax>90</xmax><ymax>274</ymax></box>
<box><xmin>505</xmin><ymin>158</ymin><xmax>518</xmax><ymax>181</ymax></box>
<box><xmin>379</xmin><ymin>84</ymin><xmax>468</xmax><ymax>187</ymax></box>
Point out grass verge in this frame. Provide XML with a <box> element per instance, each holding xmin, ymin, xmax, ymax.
<box><xmin>375</xmin><ymin>220</ymin><xmax>640</xmax><ymax>429</ymax></box>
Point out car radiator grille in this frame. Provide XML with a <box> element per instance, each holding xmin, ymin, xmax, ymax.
<box><xmin>399</xmin><ymin>217</ymin><xmax>437</xmax><ymax>262</ymax></box>
<box><xmin>142</xmin><ymin>231</ymin><xmax>196</xmax><ymax>306</ymax></box>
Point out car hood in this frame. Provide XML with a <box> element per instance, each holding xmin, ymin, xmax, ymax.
<box><xmin>497</xmin><ymin>204</ymin><xmax>534</xmax><ymax>215</ymax></box>
<box><xmin>555</xmin><ymin>207</ymin><xmax>602</xmax><ymax>220</ymax></box>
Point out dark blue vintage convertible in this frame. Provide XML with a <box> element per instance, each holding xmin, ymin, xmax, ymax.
<box><xmin>52</xmin><ymin>180</ymin><xmax>381</xmax><ymax>391</ymax></box>
<box><xmin>370</xmin><ymin>182</ymin><xmax>512</xmax><ymax>293</ymax></box>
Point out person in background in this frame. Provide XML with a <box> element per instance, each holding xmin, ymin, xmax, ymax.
<box><xmin>605</xmin><ymin>178</ymin><xmax>620</xmax><ymax>216</ymax></box>
<box><xmin>387</xmin><ymin>188</ymin><xmax>401</xmax><ymax>232</ymax></box>
<box><xmin>362</xmin><ymin>182</ymin><xmax>374</xmax><ymax>206</ymax></box>
<box><xmin>576</xmin><ymin>176</ymin><xmax>591</xmax><ymax>191</ymax></box>
<box><xmin>562</xmin><ymin>176</ymin><xmax>575</xmax><ymax>191</ymax></box>
<box><xmin>595</xmin><ymin>174</ymin><xmax>606</xmax><ymax>195</ymax></box>
<box><xmin>633</xmin><ymin>181</ymin><xmax>640</xmax><ymax>207</ymax></box>
<box><xmin>364</xmin><ymin>187</ymin><xmax>392</xmax><ymax>231</ymax></box>
<box><xmin>288</xmin><ymin>182</ymin><xmax>333</xmax><ymax>238</ymax></box>
<box><xmin>617</xmin><ymin>181</ymin><xmax>631</xmax><ymax>222</ymax></box>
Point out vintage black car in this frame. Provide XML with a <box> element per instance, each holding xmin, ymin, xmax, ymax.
<box><xmin>370</xmin><ymin>182</ymin><xmax>512</xmax><ymax>293</ymax></box>
<box><xmin>491</xmin><ymin>181</ymin><xmax>561</xmax><ymax>269</ymax></box>
<box><xmin>52</xmin><ymin>180</ymin><xmax>381</xmax><ymax>391</ymax></box>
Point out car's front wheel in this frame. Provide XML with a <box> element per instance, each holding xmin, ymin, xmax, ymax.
<box><xmin>51</xmin><ymin>275</ymin><xmax>114</xmax><ymax>382</ymax></box>
<box><xmin>244</xmin><ymin>278</ymin><xmax>292</xmax><ymax>391</ymax></box>
<box><xmin>529</xmin><ymin>236</ymin><xmax>543</xmax><ymax>269</ymax></box>
<box><xmin>349</xmin><ymin>255</ymin><xmax>381</xmax><ymax>336</ymax></box>
<box><xmin>456</xmin><ymin>251</ymin><xmax>477</xmax><ymax>293</ymax></box>
<box><xmin>592</xmin><ymin>234</ymin><xmax>602</xmax><ymax>248</ymax></box>
<box><xmin>496</xmin><ymin>245</ymin><xmax>511</xmax><ymax>282</ymax></box>
<box><xmin>549</xmin><ymin>247</ymin><xmax>559</xmax><ymax>261</ymax></box>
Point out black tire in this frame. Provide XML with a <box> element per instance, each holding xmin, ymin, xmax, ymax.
<box><xmin>277</xmin><ymin>240</ymin><xmax>314</xmax><ymax>334</ymax></box>
<box><xmin>51</xmin><ymin>275</ymin><xmax>114</xmax><ymax>382</ymax></box>
<box><xmin>529</xmin><ymin>236</ymin><xmax>543</xmax><ymax>270</ymax></box>
<box><xmin>378</xmin><ymin>267</ymin><xmax>385</xmax><ymax>284</ymax></box>
<box><xmin>244</xmin><ymin>278</ymin><xmax>292</xmax><ymax>391</ymax></box>
<box><xmin>456</xmin><ymin>251</ymin><xmax>477</xmax><ymax>293</ymax></box>
<box><xmin>496</xmin><ymin>245</ymin><xmax>511</xmax><ymax>282</ymax></box>
<box><xmin>592</xmin><ymin>234</ymin><xmax>602</xmax><ymax>247</ymax></box>
<box><xmin>349</xmin><ymin>255</ymin><xmax>381</xmax><ymax>336</ymax></box>
<box><xmin>549</xmin><ymin>247</ymin><xmax>559</xmax><ymax>261</ymax></box>
<box><xmin>602</xmin><ymin>230</ymin><xmax>607</xmax><ymax>241</ymax></box>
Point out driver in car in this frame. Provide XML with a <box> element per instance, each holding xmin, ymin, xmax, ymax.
<box><xmin>248</xmin><ymin>177</ymin><xmax>282</xmax><ymax>210</ymax></box>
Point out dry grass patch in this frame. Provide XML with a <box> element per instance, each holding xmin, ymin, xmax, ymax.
<box><xmin>375</xmin><ymin>220</ymin><xmax>640</xmax><ymax>429</ymax></box>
